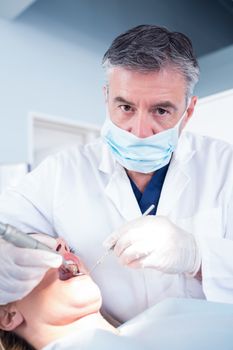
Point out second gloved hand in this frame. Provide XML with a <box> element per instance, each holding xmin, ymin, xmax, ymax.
<box><xmin>104</xmin><ymin>216</ymin><xmax>201</xmax><ymax>275</ymax></box>
<box><xmin>0</xmin><ymin>235</ymin><xmax>62</xmax><ymax>305</ymax></box>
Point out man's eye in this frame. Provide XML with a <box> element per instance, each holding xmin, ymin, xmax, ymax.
<box><xmin>154</xmin><ymin>108</ymin><xmax>169</xmax><ymax>116</ymax></box>
<box><xmin>120</xmin><ymin>105</ymin><xmax>133</xmax><ymax>112</ymax></box>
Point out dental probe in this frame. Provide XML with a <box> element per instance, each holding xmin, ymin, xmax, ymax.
<box><xmin>0</xmin><ymin>222</ymin><xmax>75</xmax><ymax>273</ymax></box>
<box><xmin>89</xmin><ymin>204</ymin><xmax>155</xmax><ymax>274</ymax></box>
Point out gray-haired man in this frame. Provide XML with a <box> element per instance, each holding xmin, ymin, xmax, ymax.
<box><xmin>0</xmin><ymin>25</ymin><xmax>233</xmax><ymax>322</ymax></box>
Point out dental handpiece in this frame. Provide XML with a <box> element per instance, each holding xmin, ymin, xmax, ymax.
<box><xmin>0</xmin><ymin>222</ymin><xmax>75</xmax><ymax>273</ymax></box>
<box><xmin>89</xmin><ymin>204</ymin><xmax>155</xmax><ymax>274</ymax></box>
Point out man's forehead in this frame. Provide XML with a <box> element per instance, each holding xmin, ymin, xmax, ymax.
<box><xmin>108</xmin><ymin>65</ymin><xmax>185</xmax><ymax>81</ymax></box>
<box><xmin>107</xmin><ymin>66</ymin><xmax>187</xmax><ymax>98</ymax></box>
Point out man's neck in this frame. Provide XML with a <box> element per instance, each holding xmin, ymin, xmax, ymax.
<box><xmin>127</xmin><ymin>170</ymin><xmax>154</xmax><ymax>193</ymax></box>
<box><xmin>18</xmin><ymin>312</ymin><xmax>117</xmax><ymax>349</ymax></box>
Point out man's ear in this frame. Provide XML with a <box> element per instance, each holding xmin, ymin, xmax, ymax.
<box><xmin>186</xmin><ymin>96</ymin><xmax>197</xmax><ymax>120</ymax></box>
<box><xmin>181</xmin><ymin>96</ymin><xmax>198</xmax><ymax>130</ymax></box>
<box><xmin>0</xmin><ymin>305</ymin><xmax>24</xmax><ymax>331</ymax></box>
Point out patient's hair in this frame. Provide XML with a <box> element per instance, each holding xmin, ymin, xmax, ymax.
<box><xmin>0</xmin><ymin>330</ymin><xmax>35</xmax><ymax>350</ymax></box>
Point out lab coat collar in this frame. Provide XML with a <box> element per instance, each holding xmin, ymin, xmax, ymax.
<box><xmin>172</xmin><ymin>131</ymin><xmax>196</xmax><ymax>165</ymax></box>
<box><xmin>98</xmin><ymin>141</ymin><xmax>116</xmax><ymax>174</ymax></box>
<box><xmin>156</xmin><ymin>132</ymin><xmax>196</xmax><ymax>216</ymax></box>
<box><xmin>98</xmin><ymin>140</ymin><xmax>141</xmax><ymax>221</ymax></box>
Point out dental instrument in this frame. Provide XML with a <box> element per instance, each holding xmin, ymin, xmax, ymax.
<box><xmin>89</xmin><ymin>204</ymin><xmax>155</xmax><ymax>274</ymax></box>
<box><xmin>0</xmin><ymin>222</ymin><xmax>84</xmax><ymax>276</ymax></box>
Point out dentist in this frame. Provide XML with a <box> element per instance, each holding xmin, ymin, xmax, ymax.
<box><xmin>0</xmin><ymin>24</ymin><xmax>233</xmax><ymax>323</ymax></box>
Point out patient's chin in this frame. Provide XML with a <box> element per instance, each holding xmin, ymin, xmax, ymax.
<box><xmin>70</xmin><ymin>280</ymin><xmax>102</xmax><ymax>310</ymax></box>
<box><xmin>73</xmin><ymin>294</ymin><xmax>102</xmax><ymax>318</ymax></box>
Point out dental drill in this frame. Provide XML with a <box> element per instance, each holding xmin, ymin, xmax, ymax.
<box><xmin>89</xmin><ymin>204</ymin><xmax>155</xmax><ymax>274</ymax></box>
<box><xmin>0</xmin><ymin>222</ymin><xmax>83</xmax><ymax>276</ymax></box>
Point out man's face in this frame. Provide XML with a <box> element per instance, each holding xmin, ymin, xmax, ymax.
<box><xmin>105</xmin><ymin>66</ymin><xmax>196</xmax><ymax>138</ymax></box>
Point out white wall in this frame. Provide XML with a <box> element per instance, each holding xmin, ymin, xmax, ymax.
<box><xmin>186</xmin><ymin>89</ymin><xmax>233</xmax><ymax>144</ymax></box>
<box><xmin>0</xmin><ymin>17</ymin><xmax>105</xmax><ymax>163</ymax></box>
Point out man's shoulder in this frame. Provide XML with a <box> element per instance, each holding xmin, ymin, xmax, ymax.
<box><xmin>183</xmin><ymin>131</ymin><xmax>233</xmax><ymax>156</ymax></box>
<box><xmin>50</xmin><ymin>138</ymin><xmax>105</xmax><ymax>165</ymax></box>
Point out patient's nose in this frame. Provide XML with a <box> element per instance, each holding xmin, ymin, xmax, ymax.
<box><xmin>55</xmin><ymin>238</ymin><xmax>70</xmax><ymax>255</ymax></box>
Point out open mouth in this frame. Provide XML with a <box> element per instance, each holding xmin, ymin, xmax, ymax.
<box><xmin>59</xmin><ymin>252</ymin><xmax>85</xmax><ymax>281</ymax></box>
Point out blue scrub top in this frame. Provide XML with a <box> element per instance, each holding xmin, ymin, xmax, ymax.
<box><xmin>128</xmin><ymin>163</ymin><xmax>169</xmax><ymax>215</ymax></box>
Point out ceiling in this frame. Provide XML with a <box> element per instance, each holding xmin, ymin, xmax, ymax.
<box><xmin>0</xmin><ymin>0</ymin><xmax>232</xmax><ymax>58</ymax></box>
<box><xmin>0</xmin><ymin>0</ymin><xmax>37</xmax><ymax>19</ymax></box>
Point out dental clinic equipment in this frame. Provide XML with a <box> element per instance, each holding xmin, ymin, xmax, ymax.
<box><xmin>89</xmin><ymin>204</ymin><xmax>155</xmax><ymax>274</ymax></box>
<box><xmin>0</xmin><ymin>222</ymin><xmax>84</xmax><ymax>276</ymax></box>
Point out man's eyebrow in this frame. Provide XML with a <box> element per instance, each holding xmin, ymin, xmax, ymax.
<box><xmin>114</xmin><ymin>96</ymin><xmax>135</xmax><ymax>105</ymax></box>
<box><xmin>113</xmin><ymin>97</ymin><xmax>178</xmax><ymax>111</ymax></box>
<box><xmin>151</xmin><ymin>101</ymin><xmax>178</xmax><ymax>111</ymax></box>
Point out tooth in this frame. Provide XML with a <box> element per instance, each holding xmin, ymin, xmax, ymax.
<box><xmin>64</xmin><ymin>260</ymin><xmax>74</xmax><ymax>265</ymax></box>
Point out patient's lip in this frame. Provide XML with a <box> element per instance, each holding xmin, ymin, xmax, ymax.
<box><xmin>63</xmin><ymin>252</ymin><xmax>80</xmax><ymax>265</ymax></box>
<box><xmin>59</xmin><ymin>252</ymin><xmax>84</xmax><ymax>281</ymax></box>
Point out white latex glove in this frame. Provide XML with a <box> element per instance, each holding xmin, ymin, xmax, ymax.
<box><xmin>104</xmin><ymin>216</ymin><xmax>201</xmax><ymax>275</ymax></box>
<box><xmin>0</xmin><ymin>234</ymin><xmax>62</xmax><ymax>305</ymax></box>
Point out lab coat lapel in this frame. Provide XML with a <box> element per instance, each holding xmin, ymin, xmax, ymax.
<box><xmin>98</xmin><ymin>142</ymin><xmax>141</xmax><ymax>221</ymax></box>
<box><xmin>157</xmin><ymin>134</ymin><xmax>195</xmax><ymax>216</ymax></box>
<box><xmin>105</xmin><ymin>167</ymin><xmax>141</xmax><ymax>221</ymax></box>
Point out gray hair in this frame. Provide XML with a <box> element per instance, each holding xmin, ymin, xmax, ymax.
<box><xmin>102</xmin><ymin>25</ymin><xmax>200</xmax><ymax>100</ymax></box>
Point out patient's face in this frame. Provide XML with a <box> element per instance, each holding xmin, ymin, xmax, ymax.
<box><xmin>15</xmin><ymin>237</ymin><xmax>102</xmax><ymax>326</ymax></box>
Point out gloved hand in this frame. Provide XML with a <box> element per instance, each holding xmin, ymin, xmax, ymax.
<box><xmin>0</xmin><ymin>234</ymin><xmax>62</xmax><ymax>305</ymax></box>
<box><xmin>104</xmin><ymin>216</ymin><xmax>201</xmax><ymax>275</ymax></box>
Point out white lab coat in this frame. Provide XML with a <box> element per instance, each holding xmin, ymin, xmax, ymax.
<box><xmin>43</xmin><ymin>298</ymin><xmax>233</xmax><ymax>350</ymax></box>
<box><xmin>0</xmin><ymin>131</ymin><xmax>233</xmax><ymax>322</ymax></box>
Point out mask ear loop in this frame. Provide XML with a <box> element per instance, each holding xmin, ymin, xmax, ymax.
<box><xmin>176</xmin><ymin>98</ymin><xmax>192</xmax><ymax>135</ymax></box>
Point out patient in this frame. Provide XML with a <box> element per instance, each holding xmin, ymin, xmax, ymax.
<box><xmin>0</xmin><ymin>235</ymin><xmax>118</xmax><ymax>349</ymax></box>
<box><xmin>1</xmin><ymin>235</ymin><xmax>233</xmax><ymax>350</ymax></box>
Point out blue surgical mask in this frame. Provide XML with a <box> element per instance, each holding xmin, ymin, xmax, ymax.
<box><xmin>101</xmin><ymin>111</ymin><xmax>187</xmax><ymax>173</ymax></box>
